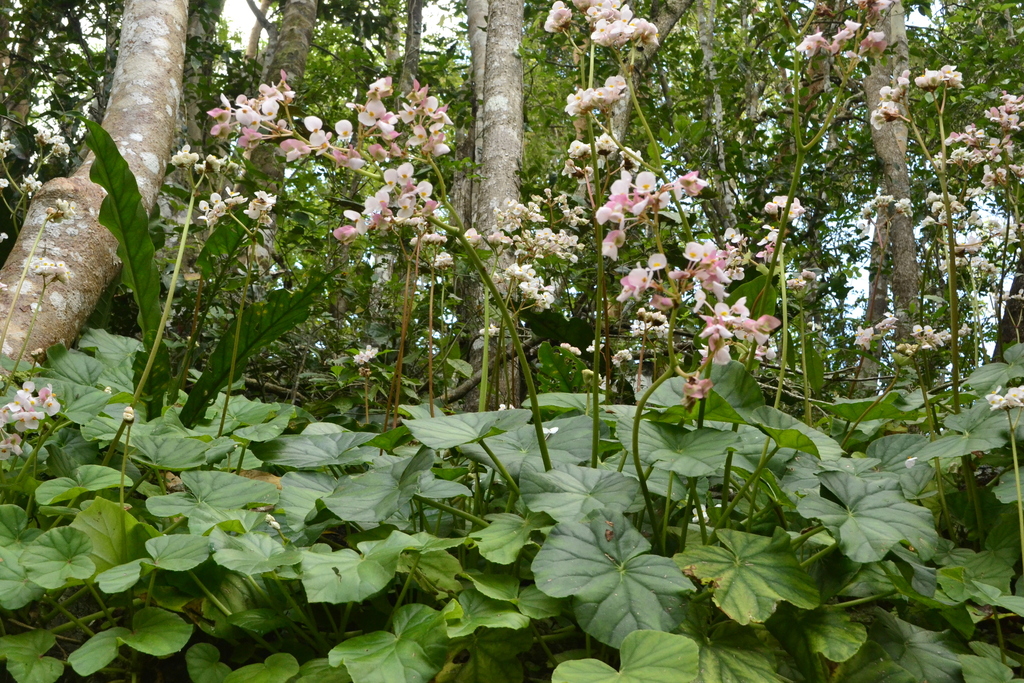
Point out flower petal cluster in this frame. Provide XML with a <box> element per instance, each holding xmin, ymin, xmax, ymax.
<box><xmin>0</xmin><ymin>382</ymin><xmax>60</xmax><ymax>443</ymax></box>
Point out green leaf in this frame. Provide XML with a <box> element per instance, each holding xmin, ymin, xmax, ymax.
<box><xmin>692</xmin><ymin>623</ymin><xmax>785</xmax><ymax>683</ymax></box>
<box><xmin>186</xmin><ymin>643</ymin><xmax>231</xmax><ymax>683</ymax></box>
<box><xmin>646</xmin><ymin>427</ymin><xmax>740</xmax><ymax>477</ymax></box>
<box><xmin>250</xmin><ymin>431</ymin><xmax>376</xmax><ymax>469</ymax></box>
<box><xmin>446</xmin><ymin>589</ymin><xmax>530</xmax><ymax>637</ymax></box>
<box><xmin>211</xmin><ymin>529</ymin><xmax>302</xmax><ymax>575</ymax></box>
<box><xmin>34</xmin><ymin>465</ymin><xmax>122</xmax><ymax>505</ymax></box>
<box><xmin>765</xmin><ymin>605</ymin><xmax>866</xmax><ymax>682</ymax></box>
<box><xmin>520</xmin><ymin>462</ymin><xmax>639</xmax><ymax>522</ymax></box>
<box><xmin>321</xmin><ymin>451</ymin><xmax>433</xmax><ymax>523</ymax></box>
<box><xmin>96</xmin><ymin>559</ymin><xmax>145</xmax><ymax>593</ymax></box>
<box><xmin>42</xmin><ymin>344</ymin><xmax>105</xmax><ymax>386</ymax></box>
<box><xmin>0</xmin><ymin>546</ymin><xmax>45</xmax><ymax>609</ymax></box>
<box><xmin>0</xmin><ymin>630</ymin><xmax>63</xmax><ymax>683</ymax></box>
<box><xmin>296</xmin><ymin>657</ymin><xmax>352</xmax><ymax>683</ymax></box>
<box><xmin>830</xmin><ymin>641</ymin><xmax>916</xmax><ymax>683</ymax></box>
<box><xmin>869</xmin><ymin>609</ymin><xmax>965</xmax><ymax>683</ymax></box>
<box><xmin>406</xmin><ymin>410</ymin><xmax>531</xmax><ymax>449</ymax></box>
<box><xmin>145</xmin><ymin>534</ymin><xmax>211</xmax><ymax>571</ymax></box>
<box><xmin>329</xmin><ymin>604</ymin><xmax>449</xmax><ymax>683</ymax></box>
<box><xmin>552</xmin><ymin>630</ymin><xmax>699</xmax><ymax>683</ymax></box>
<box><xmin>399</xmin><ymin>549</ymin><xmax>463</xmax><ymax>594</ymax></box>
<box><xmin>119</xmin><ymin>607</ymin><xmax>194</xmax><ymax>656</ymax></box>
<box><xmin>233</xmin><ymin>408</ymin><xmax>297</xmax><ymax>443</ymax></box>
<box><xmin>70</xmin><ymin>496</ymin><xmax>153</xmax><ymax>572</ymax></box>
<box><xmin>81</xmin><ymin>118</ymin><xmax>161</xmax><ymax>339</ymax></box>
<box><xmin>515</xmin><ymin>584</ymin><xmax>563</xmax><ymax>619</ymax></box>
<box><xmin>796</xmin><ymin>471</ymin><xmax>938</xmax><ymax>563</ymax></box>
<box><xmin>466</xmin><ymin>573</ymin><xmax>519</xmax><ymax>602</ymax></box>
<box><xmin>468</xmin><ymin>512</ymin><xmax>552</xmax><ymax>565</ymax></box>
<box><xmin>821</xmin><ymin>394</ymin><xmax>910</xmax><ymax>422</ymax></box>
<box><xmin>21</xmin><ymin>526</ymin><xmax>95</xmax><ymax>589</ymax></box>
<box><xmin>197</xmin><ymin>218</ymin><xmax>248</xmax><ymax>278</ymax></box>
<box><xmin>748</xmin><ymin>406</ymin><xmax>820</xmax><ymax>455</ymax></box>
<box><xmin>675</xmin><ymin>529</ymin><xmax>818</xmax><ymax>625</ymax></box>
<box><xmin>532</xmin><ymin>510</ymin><xmax>694</xmax><ymax>647</ymax></box>
<box><xmin>460</xmin><ymin>416</ymin><xmax>592</xmax><ymax>477</ymax></box>
<box><xmin>223</xmin><ymin>653</ymin><xmax>300</xmax><ymax>683</ymax></box>
<box><xmin>444</xmin><ymin>627</ymin><xmax>532</xmax><ymax>683</ymax></box>
<box><xmin>301</xmin><ymin>531</ymin><xmax>414</xmax><ymax>603</ymax></box>
<box><xmin>179</xmin><ymin>275</ymin><xmax>329</xmax><ymax>427</ymax></box>
<box><xmin>147</xmin><ymin>470</ymin><xmax>280</xmax><ymax>521</ymax></box>
<box><xmin>131</xmin><ymin>435</ymin><xmax>211</xmax><ymax>470</ymax></box>
<box><xmin>0</xmin><ymin>505</ymin><xmax>40</xmax><ymax>549</ymax></box>
<box><xmin>68</xmin><ymin>628</ymin><xmax>130</xmax><ymax>677</ymax></box>
<box><xmin>959</xmin><ymin>655</ymin><xmax>1024</xmax><ymax>683</ymax></box>
<box><xmin>79</xmin><ymin>329</ymin><xmax>142</xmax><ymax>368</ymax></box>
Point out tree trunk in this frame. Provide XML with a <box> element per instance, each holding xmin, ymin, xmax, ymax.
<box><xmin>0</xmin><ymin>0</ymin><xmax>188</xmax><ymax>361</ymax></box>
<box><xmin>864</xmin><ymin>0</ymin><xmax>918</xmax><ymax>325</ymax></box>
<box><xmin>246</xmin><ymin>0</ymin><xmax>274</xmax><ymax>61</ymax></box>
<box><xmin>399</xmin><ymin>0</ymin><xmax>423</xmax><ymax>95</ymax></box>
<box><xmin>3</xmin><ymin>1</ymin><xmax>39</xmax><ymax>122</ymax></box>
<box><xmin>184</xmin><ymin>0</ymin><xmax>227</xmax><ymax>144</ymax></box>
<box><xmin>472</xmin><ymin>0</ymin><xmax>522</xmax><ymax>237</ymax></box>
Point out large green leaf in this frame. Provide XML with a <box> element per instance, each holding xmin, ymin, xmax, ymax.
<box><xmin>531</xmin><ymin>510</ymin><xmax>694</xmax><ymax>647</ymax></box>
<box><xmin>119</xmin><ymin>607</ymin><xmax>193</xmax><ymax>656</ymax></box>
<box><xmin>553</xmin><ymin>630</ymin><xmax>698</xmax><ymax>683</ymax></box>
<box><xmin>321</xmin><ymin>451</ymin><xmax>433</xmax><ymax>523</ymax></box>
<box><xmin>520</xmin><ymin>462</ymin><xmax>638</xmax><ymax>522</ymax></box>
<box><xmin>958</xmin><ymin>655</ymin><xmax>1024</xmax><ymax>683</ymax></box>
<box><xmin>765</xmin><ymin>605</ymin><xmax>866</xmax><ymax>682</ymax></box>
<box><xmin>693</xmin><ymin>623</ymin><xmax>785</xmax><ymax>683</ymax></box>
<box><xmin>329</xmin><ymin>604</ymin><xmax>449</xmax><ymax>683</ymax></box>
<box><xmin>830</xmin><ymin>641</ymin><xmax>916</xmax><ymax>683</ymax></box>
<box><xmin>301</xmin><ymin>531</ymin><xmax>414</xmax><ymax>604</ymax></box>
<box><xmin>223</xmin><ymin>653</ymin><xmax>300</xmax><ymax>683</ymax></box>
<box><xmin>70</xmin><ymin>496</ymin><xmax>153</xmax><ymax>572</ymax></box>
<box><xmin>446</xmin><ymin>589</ymin><xmax>530</xmax><ymax>638</ymax></box>
<box><xmin>869</xmin><ymin>609</ymin><xmax>965</xmax><ymax>683</ymax></box>
<box><xmin>645</xmin><ymin>426</ymin><xmax>740</xmax><ymax>477</ymax></box>
<box><xmin>250</xmin><ymin>431</ymin><xmax>376</xmax><ymax>469</ymax></box>
<box><xmin>211</xmin><ymin>529</ymin><xmax>302</xmax><ymax>575</ymax></box>
<box><xmin>0</xmin><ymin>630</ymin><xmax>63</xmax><ymax>683</ymax></box>
<box><xmin>675</xmin><ymin>529</ymin><xmax>818</xmax><ymax>625</ymax></box>
<box><xmin>0</xmin><ymin>505</ymin><xmax>40</xmax><ymax>549</ymax></box>
<box><xmin>406</xmin><ymin>410</ymin><xmax>531</xmax><ymax>449</ymax></box>
<box><xmin>68</xmin><ymin>628</ymin><xmax>129</xmax><ymax>677</ymax></box>
<box><xmin>966</xmin><ymin>345</ymin><xmax>1024</xmax><ymax>395</ymax></box>
<box><xmin>131</xmin><ymin>435</ymin><xmax>211</xmax><ymax>470</ymax></box>
<box><xmin>0</xmin><ymin>546</ymin><xmax>45</xmax><ymax>609</ymax></box>
<box><xmin>145</xmin><ymin>534</ymin><xmax>211</xmax><ymax>571</ymax></box>
<box><xmin>460</xmin><ymin>416</ymin><xmax>592</xmax><ymax>477</ymax></box>
<box><xmin>21</xmin><ymin>526</ymin><xmax>95</xmax><ymax>589</ymax></box>
<box><xmin>34</xmin><ymin>465</ymin><xmax>122</xmax><ymax>505</ymax></box>
<box><xmin>796</xmin><ymin>471</ymin><xmax>937</xmax><ymax>563</ymax></box>
<box><xmin>146</xmin><ymin>470</ymin><xmax>280</xmax><ymax>527</ymax></box>
<box><xmin>81</xmin><ymin>118</ymin><xmax>161</xmax><ymax>340</ymax></box>
<box><xmin>186</xmin><ymin>643</ymin><xmax>231</xmax><ymax>683</ymax></box>
<box><xmin>444</xmin><ymin>627</ymin><xmax>532</xmax><ymax>683</ymax></box>
<box><xmin>180</xmin><ymin>275</ymin><xmax>329</xmax><ymax>426</ymax></box>
<box><xmin>468</xmin><ymin>512</ymin><xmax>553</xmax><ymax>565</ymax></box>
<box><xmin>42</xmin><ymin>344</ymin><xmax>105</xmax><ymax>387</ymax></box>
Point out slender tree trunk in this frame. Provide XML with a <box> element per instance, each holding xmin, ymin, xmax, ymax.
<box><xmin>184</xmin><ymin>0</ymin><xmax>227</xmax><ymax>144</ymax></box>
<box><xmin>0</xmin><ymin>0</ymin><xmax>188</xmax><ymax>360</ymax></box>
<box><xmin>473</xmin><ymin>0</ymin><xmax>522</xmax><ymax>236</ymax></box>
<box><xmin>260</xmin><ymin>0</ymin><xmax>317</xmax><ymax>85</ymax></box>
<box><xmin>246</xmin><ymin>0</ymin><xmax>274</xmax><ymax>60</ymax></box>
<box><xmin>864</xmin><ymin>0</ymin><xmax>917</xmax><ymax>325</ymax></box>
<box><xmin>399</xmin><ymin>0</ymin><xmax>423</xmax><ymax>95</ymax></box>
<box><xmin>695</xmin><ymin>0</ymin><xmax>736</xmax><ymax>232</ymax></box>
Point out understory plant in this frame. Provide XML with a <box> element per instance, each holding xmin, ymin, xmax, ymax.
<box><xmin>4</xmin><ymin>1</ymin><xmax>1024</xmax><ymax>682</ymax></box>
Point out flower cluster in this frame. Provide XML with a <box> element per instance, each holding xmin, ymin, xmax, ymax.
<box><xmin>854</xmin><ymin>315</ymin><xmax>897</xmax><ymax>350</ymax></box>
<box><xmin>630</xmin><ymin>307</ymin><xmax>670</xmax><ymax>340</ymax></box>
<box><xmin>198</xmin><ymin>188</ymin><xmax>248</xmax><ymax>227</ymax></box>
<box><xmin>29</xmin><ymin>258</ymin><xmax>72</xmax><ymax>283</ymax></box>
<box><xmin>353</xmin><ymin>345</ymin><xmax>379</xmax><ymax>365</ymax></box>
<box><xmin>564</xmin><ymin>76</ymin><xmax>628</xmax><ymax>118</ymax></box>
<box><xmin>698</xmin><ymin>298</ymin><xmax>781</xmax><ymax>365</ymax></box>
<box><xmin>545</xmin><ymin>0</ymin><xmax>659</xmax><ymax>48</ymax></box>
<box><xmin>986</xmin><ymin>386</ymin><xmax>1024</xmax><ymax>411</ymax></box>
<box><xmin>597</xmin><ymin>170</ymin><xmax>706</xmax><ymax>247</ymax></box>
<box><xmin>45</xmin><ymin>199</ymin><xmax>76</xmax><ymax>223</ymax></box>
<box><xmin>502</xmin><ymin>263</ymin><xmax>556</xmax><ymax>311</ymax></box>
<box><xmin>796</xmin><ymin>21</ymin><xmax>883</xmax><ymax>59</ymax></box>
<box><xmin>763</xmin><ymin>195</ymin><xmax>806</xmax><ymax>222</ymax></box>
<box><xmin>334</xmin><ymin>161</ymin><xmax>438</xmax><ymax>243</ymax></box>
<box><xmin>33</xmin><ymin>128</ymin><xmax>70</xmax><ymax>157</ymax></box>
<box><xmin>915</xmin><ymin>65</ymin><xmax>964</xmax><ymax>91</ymax></box>
<box><xmin>0</xmin><ymin>382</ymin><xmax>61</xmax><ymax>451</ymax></box>
<box><xmin>911</xmin><ymin>324</ymin><xmax>952</xmax><ymax>350</ymax></box>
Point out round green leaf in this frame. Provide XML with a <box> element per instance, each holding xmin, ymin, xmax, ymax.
<box><xmin>186</xmin><ymin>643</ymin><xmax>231</xmax><ymax>683</ymax></box>
<box><xmin>0</xmin><ymin>630</ymin><xmax>63</xmax><ymax>683</ymax></box>
<box><xmin>68</xmin><ymin>628</ymin><xmax>129</xmax><ymax>677</ymax></box>
<box><xmin>118</xmin><ymin>607</ymin><xmax>193</xmax><ymax>656</ymax></box>
<box><xmin>144</xmin><ymin>534</ymin><xmax>211</xmax><ymax>571</ymax></box>
<box><xmin>551</xmin><ymin>630</ymin><xmax>699</xmax><ymax>683</ymax></box>
<box><xmin>674</xmin><ymin>528</ymin><xmax>819</xmax><ymax>625</ymax></box>
<box><xmin>521</xmin><ymin>462</ymin><xmax>639</xmax><ymax>522</ymax></box>
<box><xmin>0</xmin><ymin>505</ymin><xmax>41</xmax><ymax>549</ymax></box>
<box><xmin>300</xmin><ymin>531</ymin><xmax>414</xmax><ymax>604</ymax></box>
<box><xmin>531</xmin><ymin>510</ymin><xmax>693</xmax><ymax>648</ymax></box>
<box><xmin>131</xmin><ymin>435</ymin><xmax>211</xmax><ymax>470</ymax></box>
<box><xmin>34</xmin><ymin>465</ymin><xmax>122</xmax><ymax>505</ymax></box>
<box><xmin>210</xmin><ymin>530</ymin><xmax>301</xmax><ymax>575</ymax></box>
<box><xmin>223</xmin><ymin>653</ymin><xmax>299</xmax><ymax>683</ymax></box>
<box><xmin>446</xmin><ymin>589</ymin><xmax>530</xmax><ymax>638</ymax></box>
<box><xmin>647</xmin><ymin>426</ymin><xmax>740</xmax><ymax>477</ymax></box>
<box><xmin>329</xmin><ymin>604</ymin><xmax>449</xmax><ymax>683</ymax></box>
<box><xmin>468</xmin><ymin>512</ymin><xmax>552</xmax><ymax>565</ymax></box>
<box><xmin>405</xmin><ymin>411</ymin><xmax>530</xmax><ymax>449</ymax></box>
<box><xmin>21</xmin><ymin>526</ymin><xmax>95</xmax><ymax>589</ymax></box>
<box><xmin>0</xmin><ymin>546</ymin><xmax>45</xmax><ymax>609</ymax></box>
<box><xmin>797</xmin><ymin>471</ymin><xmax>938</xmax><ymax>563</ymax></box>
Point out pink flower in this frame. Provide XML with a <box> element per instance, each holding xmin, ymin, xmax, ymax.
<box><xmin>858</xmin><ymin>31</ymin><xmax>887</xmax><ymax>58</ymax></box>
<box><xmin>333</xmin><ymin>225</ymin><xmax>359</xmax><ymax>244</ymax></box>
<box><xmin>616</xmin><ymin>266</ymin><xmax>653</xmax><ymax>302</ymax></box>
<box><xmin>676</xmin><ymin>171</ymin><xmax>708</xmax><ymax>197</ymax></box>
<box><xmin>545</xmin><ymin>1</ymin><xmax>573</xmax><ymax>32</ymax></box>
<box><xmin>602</xmin><ymin>230</ymin><xmax>626</xmax><ymax>259</ymax></box>
<box><xmin>279</xmin><ymin>138</ymin><xmax>311</xmax><ymax>162</ymax></box>
<box><xmin>796</xmin><ymin>31</ymin><xmax>832</xmax><ymax>57</ymax></box>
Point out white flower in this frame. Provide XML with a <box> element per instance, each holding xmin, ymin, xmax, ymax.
<box><xmin>353</xmin><ymin>345</ymin><xmax>379</xmax><ymax>365</ymax></box>
<box><xmin>171</xmin><ymin>145</ymin><xmax>201</xmax><ymax>169</ymax></box>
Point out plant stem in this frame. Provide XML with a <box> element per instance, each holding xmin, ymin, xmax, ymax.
<box><xmin>1007</xmin><ymin>410</ymin><xmax>1024</xmax><ymax>574</ymax></box>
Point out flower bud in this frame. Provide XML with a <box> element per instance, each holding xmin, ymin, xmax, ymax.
<box><xmin>123</xmin><ymin>406</ymin><xmax>135</xmax><ymax>423</ymax></box>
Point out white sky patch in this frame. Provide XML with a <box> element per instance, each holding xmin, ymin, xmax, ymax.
<box><xmin>223</xmin><ymin>0</ymin><xmax>259</xmax><ymax>47</ymax></box>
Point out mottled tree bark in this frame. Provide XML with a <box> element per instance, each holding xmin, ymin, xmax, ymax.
<box><xmin>695</xmin><ymin>0</ymin><xmax>736</xmax><ymax>231</ymax></box>
<box><xmin>184</xmin><ymin>0</ymin><xmax>227</xmax><ymax>144</ymax></box>
<box><xmin>398</xmin><ymin>0</ymin><xmax>423</xmax><ymax>95</ymax></box>
<box><xmin>472</xmin><ymin>0</ymin><xmax>522</xmax><ymax>237</ymax></box>
<box><xmin>864</xmin><ymin>1</ymin><xmax>918</xmax><ymax>325</ymax></box>
<box><xmin>0</xmin><ymin>0</ymin><xmax>188</xmax><ymax>360</ymax></box>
